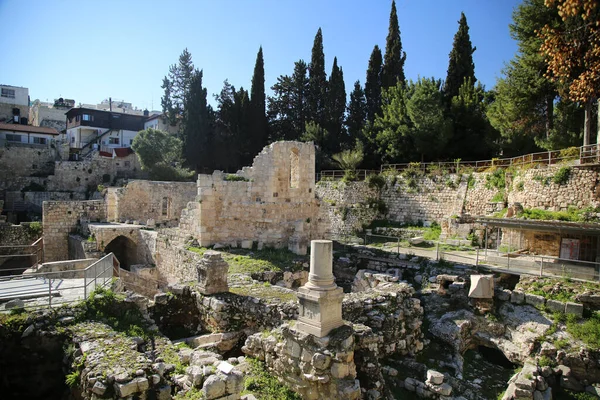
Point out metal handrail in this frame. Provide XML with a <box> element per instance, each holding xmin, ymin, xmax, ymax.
<box><xmin>0</xmin><ymin>253</ymin><xmax>118</xmax><ymax>310</ymax></box>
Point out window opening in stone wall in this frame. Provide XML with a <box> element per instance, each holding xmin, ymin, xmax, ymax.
<box><xmin>162</xmin><ymin>197</ymin><xmax>169</xmax><ymax>216</ymax></box>
<box><xmin>290</xmin><ymin>148</ymin><xmax>300</xmax><ymax>188</ymax></box>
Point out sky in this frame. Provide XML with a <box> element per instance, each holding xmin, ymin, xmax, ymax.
<box><xmin>0</xmin><ymin>0</ymin><xmax>522</xmax><ymax>111</ymax></box>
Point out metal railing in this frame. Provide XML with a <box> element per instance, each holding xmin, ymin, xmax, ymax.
<box><xmin>0</xmin><ymin>253</ymin><xmax>119</xmax><ymax>310</ymax></box>
<box><xmin>317</xmin><ymin>169</ymin><xmax>380</xmax><ymax>181</ymax></box>
<box><xmin>337</xmin><ymin>234</ymin><xmax>600</xmax><ymax>282</ymax></box>
<box><xmin>0</xmin><ymin>237</ymin><xmax>44</xmax><ymax>273</ymax></box>
<box><xmin>382</xmin><ymin>145</ymin><xmax>595</xmax><ymax>173</ymax></box>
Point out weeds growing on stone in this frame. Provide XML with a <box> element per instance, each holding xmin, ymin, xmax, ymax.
<box><xmin>242</xmin><ymin>358</ymin><xmax>302</xmax><ymax>400</ymax></box>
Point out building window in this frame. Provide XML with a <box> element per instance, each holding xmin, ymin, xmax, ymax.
<box><xmin>71</xmin><ymin>136</ymin><xmax>75</xmax><ymax>143</ymax></box>
<box><xmin>1</xmin><ymin>88</ymin><xmax>15</xmax><ymax>98</ymax></box>
<box><xmin>32</xmin><ymin>137</ymin><xmax>47</xmax><ymax>145</ymax></box>
<box><xmin>6</xmin><ymin>134</ymin><xmax>22</xmax><ymax>142</ymax></box>
<box><xmin>76</xmin><ymin>115</ymin><xmax>81</xmax><ymax>122</ymax></box>
<box><xmin>130</xmin><ymin>139</ymin><xmax>134</xmax><ymax>145</ymax></box>
<box><xmin>290</xmin><ymin>148</ymin><xmax>300</xmax><ymax>188</ymax></box>
<box><xmin>124</xmin><ymin>161</ymin><xmax>131</xmax><ymax>167</ymax></box>
<box><xmin>82</xmin><ymin>114</ymin><xmax>93</xmax><ymax>121</ymax></box>
<box><xmin>109</xmin><ymin>137</ymin><xmax>119</xmax><ymax>145</ymax></box>
<box><xmin>162</xmin><ymin>197</ymin><xmax>169</xmax><ymax>216</ymax></box>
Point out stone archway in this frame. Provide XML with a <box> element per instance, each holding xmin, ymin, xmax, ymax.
<box><xmin>104</xmin><ymin>235</ymin><xmax>138</xmax><ymax>271</ymax></box>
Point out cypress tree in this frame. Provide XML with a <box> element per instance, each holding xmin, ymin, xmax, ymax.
<box><xmin>381</xmin><ymin>1</ymin><xmax>406</xmax><ymax>89</ymax></box>
<box><xmin>346</xmin><ymin>81</ymin><xmax>367</xmax><ymax>143</ymax></box>
<box><xmin>250</xmin><ymin>46</ymin><xmax>267</xmax><ymax>157</ymax></box>
<box><xmin>183</xmin><ymin>70</ymin><xmax>214</xmax><ymax>172</ymax></box>
<box><xmin>325</xmin><ymin>57</ymin><xmax>347</xmax><ymax>153</ymax></box>
<box><xmin>444</xmin><ymin>12</ymin><xmax>477</xmax><ymax>100</ymax></box>
<box><xmin>365</xmin><ymin>45</ymin><xmax>383</xmax><ymax>122</ymax></box>
<box><xmin>307</xmin><ymin>28</ymin><xmax>328</xmax><ymax>126</ymax></box>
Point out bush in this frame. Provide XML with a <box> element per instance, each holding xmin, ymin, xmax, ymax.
<box><xmin>485</xmin><ymin>168</ymin><xmax>506</xmax><ymax>190</ymax></box>
<box><xmin>28</xmin><ymin>221</ymin><xmax>42</xmax><ymax>235</ymax></box>
<box><xmin>224</xmin><ymin>174</ymin><xmax>250</xmax><ymax>182</ymax></box>
<box><xmin>553</xmin><ymin>166</ymin><xmax>571</xmax><ymax>185</ymax></box>
<box><xmin>366</xmin><ymin>174</ymin><xmax>386</xmax><ymax>190</ymax></box>
<box><xmin>558</xmin><ymin>146</ymin><xmax>579</xmax><ymax>161</ymax></box>
<box><xmin>567</xmin><ymin>312</ymin><xmax>600</xmax><ymax>349</ymax></box>
<box><xmin>243</xmin><ymin>358</ymin><xmax>302</xmax><ymax>400</ymax></box>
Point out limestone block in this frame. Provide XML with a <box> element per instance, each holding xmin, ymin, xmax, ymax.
<box><xmin>546</xmin><ymin>299</ymin><xmax>565</xmax><ymax>313</ymax></box>
<box><xmin>525</xmin><ymin>294</ymin><xmax>546</xmax><ymax>308</ymax></box>
<box><xmin>196</xmin><ymin>251</ymin><xmax>229</xmax><ymax>295</ymax></box>
<box><xmin>426</xmin><ymin>370</ymin><xmax>444</xmax><ymax>385</ymax></box>
<box><xmin>565</xmin><ymin>302</ymin><xmax>583</xmax><ymax>317</ymax></box>
<box><xmin>202</xmin><ymin>374</ymin><xmax>226</xmax><ymax>399</ymax></box>
<box><xmin>241</xmin><ymin>240</ymin><xmax>253</xmax><ymax>249</ymax></box>
<box><xmin>511</xmin><ymin>290</ymin><xmax>525</xmax><ymax>304</ymax></box>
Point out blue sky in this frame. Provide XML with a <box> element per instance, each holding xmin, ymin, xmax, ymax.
<box><xmin>0</xmin><ymin>0</ymin><xmax>521</xmax><ymax>110</ymax></box>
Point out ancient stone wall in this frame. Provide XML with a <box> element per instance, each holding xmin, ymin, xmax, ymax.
<box><xmin>0</xmin><ymin>145</ymin><xmax>58</xmax><ymax>190</ymax></box>
<box><xmin>0</xmin><ymin>222</ymin><xmax>41</xmax><ymax>245</ymax></box>
<box><xmin>508</xmin><ymin>165</ymin><xmax>600</xmax><ymax>210</ymax></box>
<box><xmin>42</xmin><ymin>200</ymin><xmax>105</xmax><ymax>261</ymax></box>
<box><xmin>154</xmin><ymin>229</ymin><xmax>201</xmax><ymax>283</ymax></box>
<box><xmin>106</xmin><ymin>180</ymin><xmax>196</xmax><ymax>225</ymax></box>
<box><xmin>315</xmin><ymin>181</ymin><xmax>380</xmax><ymax>236</ymax></box>
<box><xmin>382</xmin><ymin>174</ymin><xmax>468</xmax><ymax>224</ymax></box>
<box><xmin>46</xmin><ymin>152</ymin><xmax>141</xmax><ymax>193</ymax></box>
<box><xmin>180</xmin><ymin>142</ymin><xmax>319</xmax><ymax>253</ymax></box>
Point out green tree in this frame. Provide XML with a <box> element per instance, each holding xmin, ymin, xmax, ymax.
<box><xmin>307</xmin><ymin>28</ymin><xmax>328</xmax><ymax>126</ymax></box>
<box><xmin>131</xmin><ymin>129</ymin><xmax>194</xmax><ymax>181</ymax></box>
<box><xmin>365</xmin><ymin>45</ymin><xmax>383</xmax><ymax>122</ymax></box>
<box><xmin>372</xmin><ymin>83</ymin><xmax>412</xmax><ymax>163</ymax></box>
<box><xmin>450</xmin><ymin>78</ymin><xmax>497</xmax><ymax>160</ymax></box>
<box><xmin>444</xmin><ymin>13</ymin><xmax>477</xmax><ymax>101</ymax></box>
<box><xmin>268</xmin><ymin>60</ymin><xmax>309</xmax><ymax>141</ymax></box>
<box><xmin>214</xmin><ymin>81</ymin><xmax>251</xmax><ymax>171</ymax></box>
<box><xmin>301</xmin><ymin>121</ymin><xmax>330</xmax><ymax>170</ymax></box>
<box><xmin>325</xmin><ymin>57</ymin><xmax>347</xmax><ymax>154</ymax></box>
<box><xmin>182</xmin><ymin>70</ymin><xmax>215</xmax><ymax>172</ymax></box>
<box><xmin>161</xmin><ymin>48</ymin><xmax>195</xmax><ymax>127</ymax></box>
<box><xmin>346</xmin><ymin>81</ymin><xmax>367</xmax><ymax>144</ymax></box>
<box><xmin>406</xmin><ymin>78</ymin><xmax>452</xmax><ymax>161</ymax></box>
<box><xmin>249</xmin><ymin>46</ymin><xmax>268</xmax><ymax>158</ymax></box>
<box><xmin>381</xmin><ymin>0</ymin><xmax>406</xmax><ymax>89</ymax></box>
<box><xmin>487</xmin><ymin>0</ymin><xmax>563</xmax><ymax>154</ymax></box>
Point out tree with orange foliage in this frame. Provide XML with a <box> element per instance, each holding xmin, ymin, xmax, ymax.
<box><xmin>539</xmin><ymin>0</ymin><xmax>600</xmax><ymax>145</ymax></box>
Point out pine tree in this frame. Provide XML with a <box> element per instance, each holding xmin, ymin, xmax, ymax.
<box><xmin>346</xmin><ymin>81</ymin><xmax>367</xmax><ymax>143</ymax></box>
<box><xmin>365</xmin><ymin>45</ymin><xmax>383</xmax><ymax>123</ymax></box>
<box><xmin>183</xmin><ymin>69</ymin><xmax>214</xmax><ymax>172</ymax></box>
<box><xmin>444</xmin><ymin>13</ymin><xmax>477</xmax><ymax>101</ymax></box>
<box><xmin>381</xmin><ymin>1</ymin><xmax>407</xmax><ymax>89</ymax></box>
<box><xmin>249</xmin><ymin>46</ymin><xmax>268</xmax><ymax>157</ymax></box>
<box><xmin>325</xmin><ymin>57</ymin><xmax>347</xmax><ymax>154</ymax></box>
<box><xmin>267</xmin><ymin>60</ymin><xmax>309</xmax><ymax>142</ymax></box>
<box><xmin>307</xmin><ymin>28</ymin><xmax>328</xmax><ymax>126</ymax></box>
<box><xmin>161</xmin><ymin>48</ymin><xmax>195</xmax><ymax>129</ymax></box>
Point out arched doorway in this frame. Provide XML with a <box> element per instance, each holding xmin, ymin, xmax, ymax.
<box><xmin>104</xmin><ymin>236</ymin><xmax>138</xmax><ymax>271</ymax></box>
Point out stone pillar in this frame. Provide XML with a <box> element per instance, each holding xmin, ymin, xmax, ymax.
<box><xmin>296</xmin><ymin>240</ymin><xmax>344</xmax><ymax>337</ymax></box>
<box><xmin>196</xmin><ymin>251</ymin><xmax>229</xmax><ymax>294</ymax></box>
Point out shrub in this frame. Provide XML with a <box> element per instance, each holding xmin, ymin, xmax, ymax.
<box><xmin>28</xmin><ymin>221</ymin><xmax>42</xmax><ymax>234</ymax></box>
<box><xmin>553</xmin><ymin>166</ymin><xmax>571</xmax><ymax>185</ymax></box>
<box><xmin>567</xmin><ymin>312</ymin><xmax>600</xmax><ymax>349</ymax></box>
<box><xmin>485</xmin><ymin>168</ymin><xmax>506</xmax><ymax>190</ymax></box>
<box><xmin>224</xmin><ymin>174</ymin><xmax>250</xmax><ymax>182</ymax></box>
<box><xmin>366</xmin><ymin>174</ymin><xmax>386</xmax><ymax>190</ymax></box>
<box><xmin>558</xmin><ymin>146</ymin><xmax>579</xmax><ymax>161</ymax></box>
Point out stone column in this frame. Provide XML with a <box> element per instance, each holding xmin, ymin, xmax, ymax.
<box><xmin>196</xmin><ymin>251</ymin><xmax>229</xmax><ymax>294</ymax></box>
<box><xmin>296</xmin><ymin>240</ymin><xmax>344</xmax><ymax>337</ymax></box>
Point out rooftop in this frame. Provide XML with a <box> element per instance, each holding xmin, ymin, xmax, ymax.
<box><xmin>0</xmin><ymin>122</ymin><xmax>60</xmax><ymax>136</ymax></box>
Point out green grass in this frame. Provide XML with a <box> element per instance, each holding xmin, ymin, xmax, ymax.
<box><xmin>230</xmin><ymin>284</ymin><xmax>298</xmax><ymax>303</ymax></box>
<box><xmin>187</xmin><ymin>246</ymin><xmax>306</xmax><ymax>275</ymax></box>
<box><xmin>224</xmin><ymin>174</ymin><xmax>250</xmax><ymax>182</ymax></box>
<box><xmin>242</xmin><ymin>358</ymin><xmax>302</xmax><ymax>400</ymax></box>
<box><xmin>567</xmin><ymin>312</ymin><xmax>600</xmax><ymax>349</ymax></box>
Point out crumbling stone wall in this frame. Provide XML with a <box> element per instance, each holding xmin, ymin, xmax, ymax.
<box><xmin>315</xmin><ymin>181</ymin><xmax>380</xmax><ymax>236</ymax></box>
<box><xmin>42</xmin><ymin>200</ymin><xmax>105</xmax><ymax>261</ymax></box>
<box><xmin>106</xmin><ymin>180</ymin><xmax>196</xmax><ymax>225</ymax></box>
<box><xmin>509</xmin><ymin>165</ymin><xmax>600</xmax><ymax>210</ymax></box>
<box><xmin>0</xmin><ymin>222</ymin><xmax>41</xmax><ymax>245</ymax></box>
<box><xmin>46</xmin><ymin>152</ymin><xmax>140</xmax><ymax>193</ymax></box>
<box><xmin>382</xmin><ymin>174</ymin><xmax>468</xmax><ymax>224</ymax></box>
<box><xmin>180</xmin><ymin>142</ymin><xmax>320</xmax><ymax>253</ymax></box>
<box><xmin>0</xmin><ymin>145</ymin><xmax>58</xmax><ymax>190</ymax></box>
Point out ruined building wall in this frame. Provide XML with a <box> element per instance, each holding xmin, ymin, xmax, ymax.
<box><xmin>381</xmin><ymin>175</ymin><xmax>468</xmax><ymax>224</ymax></box>
<box><xmin>180</xmin><ymin>142</ymin><xmax>320</xmax><ymax>252</ymax></box>
<box><xmin>0</xmin><ymin>145</ymin><xmax>58</xmax><ymax>191</ymax></box>
<box><xmin>106</xmin><ymin>180</ymin><xmax>196</xmax><ymax>225</ymax></box>
<box><xmin>42</xmin><ymin>200</ymin><xmax>105</xmax><ymax>261</ymax></box>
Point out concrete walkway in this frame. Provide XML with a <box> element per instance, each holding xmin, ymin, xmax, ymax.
<box><xmin>0</xmin><ymin>277</ymin><xmax>87</xmax><ymax>309</ymax></box>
